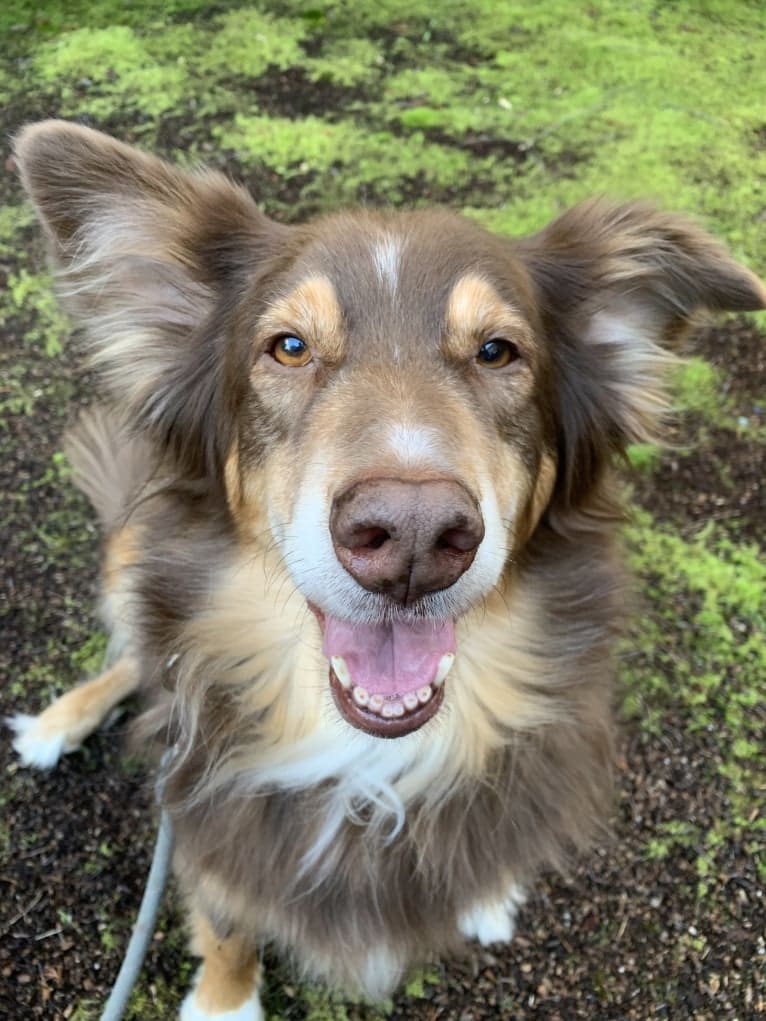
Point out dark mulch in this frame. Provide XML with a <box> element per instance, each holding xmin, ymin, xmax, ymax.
<box><xmin>629</xmin><ymin>319</ymin><xmax>765</xmax><ymax>547</ymax></box>
<box><xmin>695</xmin><ymin>318</ymin><xmax>766</xmax><ymax>406</ymax></box>
<box><xmin>630</xmin><ymin>420</ymin><xmax>765</xmax><ymax>545</ymax></box>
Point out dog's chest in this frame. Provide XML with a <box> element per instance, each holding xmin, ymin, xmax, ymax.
<box><xmin>175</xmin><ymin>777</ymin><xmax>514</xmax><ymax>950</ymax></box>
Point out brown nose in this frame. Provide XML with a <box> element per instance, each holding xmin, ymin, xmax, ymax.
<box><xmin>330</xmin><ymin>478</ymin><xmax>484</xmax><ymax>605</ymax></box>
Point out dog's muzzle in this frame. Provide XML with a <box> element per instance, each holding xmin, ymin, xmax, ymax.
<box><xmin>313</xmin><ymin>477</ymin><xmax>483</xmax><ymax>738</ymax></box>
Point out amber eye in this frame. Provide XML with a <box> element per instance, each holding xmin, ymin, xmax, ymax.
<box><xmin>476</xmin><ymin>338</ymin><xmax>519</xmax><ymax>368</ymax></box>
<box><xmin>271</xmin><ymin>335</ymin><xmax>312</xmax><ymax>367</ymax></box>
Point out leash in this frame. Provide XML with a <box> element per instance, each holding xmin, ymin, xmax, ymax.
<box><xmin>99</xmin><ymin>809</ymin><xmax>174</xmax><ymax>1021</ymax></box>
<box><xmin>99</xmin><ymin>743</ymin><xmax>176</xmax><ymax>1021</ymax></box>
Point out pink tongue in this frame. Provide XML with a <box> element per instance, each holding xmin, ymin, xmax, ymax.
<box><xmin>322</xmin><ymin>615</ymin><xmax>456</xmax><ymax>697</ymax></box>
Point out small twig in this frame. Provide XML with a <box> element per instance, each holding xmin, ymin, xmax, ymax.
<box><xmin>0</xmin><ymin>890</ymin><xmax>44</xmax><ymax>935</ymax></box>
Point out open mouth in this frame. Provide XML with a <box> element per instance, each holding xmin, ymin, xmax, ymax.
<box><xmin>312</xmin><ymin>607</ymin><xmax>456</xmax><ymax>738</ymax></box>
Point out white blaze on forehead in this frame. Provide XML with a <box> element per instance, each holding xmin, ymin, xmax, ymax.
<box><xmin>386</xmin><ymin>423</ymin><xmax>440</xmax><ymax>467</ymax></box>
<box><xmin>372</xmin><ymin>234</ymin><xmax>404</xmax><ymax>295</ymax></box>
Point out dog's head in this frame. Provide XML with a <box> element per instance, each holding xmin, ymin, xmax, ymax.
<box><xmin>16</xmin><ymin>122</ymin><xmax>765</xmax><ymax>740</ymax></box>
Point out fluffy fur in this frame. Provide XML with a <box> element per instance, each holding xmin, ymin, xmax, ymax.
<box><xmin>10</xmin><ymin>121</ymin><xmax>765</xmax><ymax>1016</ymax></box>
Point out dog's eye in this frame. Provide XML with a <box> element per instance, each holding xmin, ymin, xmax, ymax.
<box><xmin>476</xmin><ymin>338</ymin><xmax>519</xmax><ymax>368</ymax></box>
<box><xmin>271</xmin><ymin>335</ymin><xmax>313</xmax><ymax>367</ymax></box>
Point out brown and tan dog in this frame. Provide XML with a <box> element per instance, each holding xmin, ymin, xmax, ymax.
<box><xmin>9</xmin><ymin>121</ymin><xmax>765</xmax><ymax>1020</ymax></box>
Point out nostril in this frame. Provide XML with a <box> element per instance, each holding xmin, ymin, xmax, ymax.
<box><xmin>348</xmin><ymin>525</ymin><xmax>391</xmax><ymax>553</ymax></box>
<box><xmin>437</xmin><ymin>522</ymin><xmax>483</xmax><ymax>556</ymax></box>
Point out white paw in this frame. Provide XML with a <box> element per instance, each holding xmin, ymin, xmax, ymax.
<box><xmin>359</xmin><ymin>944</ymin><xmax>404</xmax><ymax>1001</ymax></box>
<box><xmin>179</xmin><ymin>990</ymin><xmax>264</xmax><ymax>1021</ymax></box>
<box><xmin>458</xmin><ymin>883</ymin><xmax>526</xmax><ymax>946</ymax></box>
<box><xmin>6</xmin><ymin>713</ymin><xmax>68</xmax><ymax>770</ymax></box>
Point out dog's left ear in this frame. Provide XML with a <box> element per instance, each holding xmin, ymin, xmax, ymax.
<box><xmin>14</xmin><ymin>120</ymin><xmax>292</xmax><ymax>478</ymax></box>
<box><xmin>517</xmin><ymin>199</ymin><xmax>765</xmax><ymax>507</ymax></box>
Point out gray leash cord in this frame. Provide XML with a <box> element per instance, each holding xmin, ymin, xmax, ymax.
<box><xmin>100</xmin><ymin>746</ymin><xmax>176</xmax><ymax>1021</ymax></box>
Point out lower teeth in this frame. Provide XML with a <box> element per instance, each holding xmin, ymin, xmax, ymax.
<box><xmin>368</xmin><ymin>694</ymin><xmax>385</xmax><ymax>713</ymax></box>
<box><xmin>349</xmin><ymin>685</ymin><xmax>434</xmax><ymax>717</ymax></box>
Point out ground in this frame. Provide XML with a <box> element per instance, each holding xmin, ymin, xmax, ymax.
<box><xmin>1</xmin><ymin>2</ymin><xmax>764</xmax><ymax>1019</ymax></box>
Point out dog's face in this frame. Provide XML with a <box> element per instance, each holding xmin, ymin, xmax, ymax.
<box><xmin>228</xmin><ymin>213</ymin><xmax>559</xmax><ymax>736</ymax></box>
<box><xmin>15</xmin><ymin>122</ymin><xmax>765</xmax><ymax>740</ymax></box>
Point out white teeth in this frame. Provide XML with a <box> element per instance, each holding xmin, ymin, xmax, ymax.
<box><xmin>331</xmin><ymin>656</ymin><xmax>352</xmax><ymax>690</ymax></box>
<box><xmin>369</xmin><ymin>694</ymin><xmax>385</xmax><ymax>714</ymax></box>
<box><xmin>433</xmin><ymin>653</ymin><xmax>455</xmax><ymax>688</ymax></box>
<box><xmin>350</xmin><ymin>683</ymin><xmax>440</xmax><ymax>719</ymax></box>
<box><xmin>352</xmin><ymin>686</ymin><xmax>369</xmax><ymax>707</ymax></box>
<box><xmin>382</xmin><ymin>700</ymin><xmax>405</xmax><ymax>719</ymax></box>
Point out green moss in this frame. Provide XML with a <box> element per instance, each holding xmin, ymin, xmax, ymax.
<box><xmin>30</xmin><ymin>9</ymin><xmax>308</xmax><ymax>122</ymax></box>
<box><xmin>70</xmin><ymin>631</ymin><xmax>109</xmax><ymax>677</ymax></box>
<box><xmin>1</xmin><ymin>269</ymin><xmax>70</xmax><ymax>357</ymax></box>
<box><xmin>671</xmin><ymin>357</ymin><xmax>725</xmax><ymax>418</ymax></box>
<box><xmin>301</xmin><ymin>988</ymin><xmax>352</xmax><ymax>1021</ymax></box>
<box><xmin>197</xmin><ymin>8</ymin><xmax>307</xmax><ymax>79</ymax></box>
<box><xmin>215</xmin><ymin>114</ymin><xmax>473</xmax><ymax>204</ymax></box>
<box><xmin>0</xmin><ymin>204</ymin><xmax>35</xmax><ymax>256</ymax></box>
<box><xmin>8</xmin><ymin>0</ymin><xmax>766</xmax><ymax>273</ymax></box>
<box><xmin>69</xmin><ymin>1003</ymin><xmax>99</xmax><ymax>1021</ymax></box>
<box><xmin>0</xmin><ymin>362</ymin><xmax>46</xmax><ymax>418</ymax></box>
<box><xmin>622</xmin><ymin>510</ymin><xmax>765</xmax><ymax>884</ymax></box>
<box><xmin>123</xmin><ymin>977</ymin><xmax>185</xmax><ymax>1021</ymax></box>
<box><xmin>306</xmin><ymin>37</ymin><xmax>385</xmax><ymax>87</ymax></box>
<box><xmin>625</xmin><ymin>443</ymin><xmax>662</xmax><ymax>473</ymax></box>
<box><xmin>403</xmin><ymin>967</ymin><xmax>441</xmax><ymax>998</ymax></box>
<box><xmin>297</xmin><ymin>984</ymin><xmax>392</xmax><ymax>1021</ymax></box>
<box><xmin>0</xmin><ymin>0</ymin><xmax>213</xmax><ymax>36</ymax></box>
<box><xmin>34</xmin><ymin>25</ymin><xmax>190</xmax><ymax>118</ymax></box>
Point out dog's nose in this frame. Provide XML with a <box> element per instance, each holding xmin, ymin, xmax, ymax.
<box><xmin>330</xmin><ymin>479</ymin><xmax>484</xmax><ymax>605</ymax></box>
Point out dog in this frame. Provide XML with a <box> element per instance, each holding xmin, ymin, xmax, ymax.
<box><xmin>9</xmin><ymin>120</ymin><xmax>765</xmax><ymax>1020</ymax></box>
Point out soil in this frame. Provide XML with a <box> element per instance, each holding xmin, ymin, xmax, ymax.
<box><xmin>630</xmin><ymin>320</ymin><xmax>766</xmax><ymax>547</ymax></box>
<box><xmin>1</xmin><ymin>36</ymin><xmax>765</xmax><ymax>1021</ymax></box>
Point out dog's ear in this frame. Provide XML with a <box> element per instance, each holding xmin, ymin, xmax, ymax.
<box><xmin>14</xmin><ymin>120</ymin><xmax>291</xmax><ymax>478</ymax></box>
<box><xmin>517</xmin><ymin>199</ymin><xmax>766</xmax><ymax>509</ymax></box>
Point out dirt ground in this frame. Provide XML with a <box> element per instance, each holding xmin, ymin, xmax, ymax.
<box><xmin>1</xmin><ymin>4</ymin><xmax>764</xmax><ymax>1020</ymax></box>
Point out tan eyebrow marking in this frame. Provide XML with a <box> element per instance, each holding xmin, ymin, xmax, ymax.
<box><xmin>444</xmin><ymin>273</ymin><xmax>530</xmax><ymax>359</ymax></box>
<box><xmin>258</xmin><ymin>275</ymin><xmax>345</xmax><ymax>363</ymax></box>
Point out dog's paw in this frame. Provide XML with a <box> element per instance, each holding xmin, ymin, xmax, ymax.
<box><xmin>6</xmin><ymin>712</ymin><xmax>68</xmax><ymax>770</ymax></box>
<box><xmin>179</xmin><ymin>990</ymin><xmax>264</xmax><ymax>1021</ymax></box>
<box><xmin>458</xmin><ymin>883</ymin><xmax>526</xmax><ymax>946</ymax></box>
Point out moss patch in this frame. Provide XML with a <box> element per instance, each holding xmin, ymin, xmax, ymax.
<box><xmin>622</xmin><ymin>511</ymin><xmax>765</xmax><ymax>892</ymax></box>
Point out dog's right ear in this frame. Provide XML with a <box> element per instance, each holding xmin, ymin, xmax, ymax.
<box><xmin>14</xmin><ymin>120</ymin><xmax>292</xmax><ymax>477</ymax></box>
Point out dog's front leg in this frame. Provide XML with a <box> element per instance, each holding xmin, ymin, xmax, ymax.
<box><xmin>8</xmin><ymin>655</ymin><xmax>140</xmax><ymax>769</ymax></box>
<box><xmin>181</xmin><ymin>909</ymin><xmax>263</xmax><ymax>1021</ymax></box>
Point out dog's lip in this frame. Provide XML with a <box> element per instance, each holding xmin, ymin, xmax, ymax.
<box><xmin>329</xmin><ymin>664</ymin><xmax>444</xmax><ymax>738</ymax></box>
<box><xmin>308</xmin><ymin>601</ymin><xmax>326</xmax><ymax>627</ymax></box>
